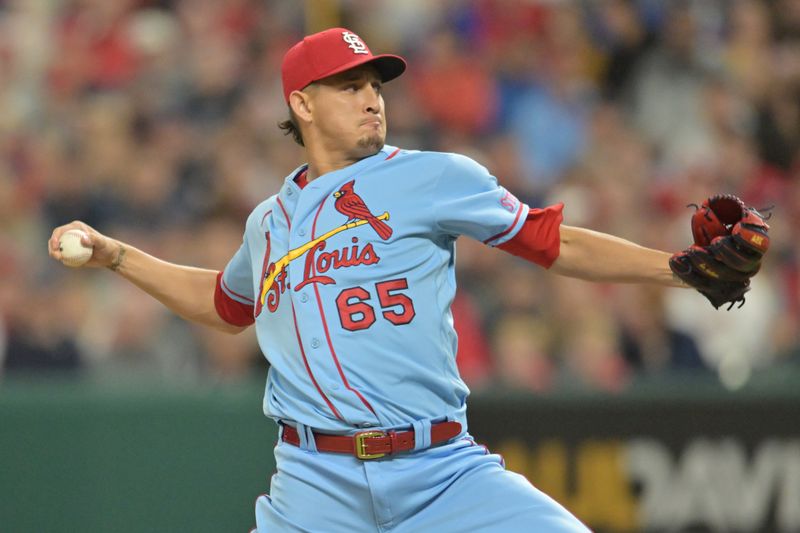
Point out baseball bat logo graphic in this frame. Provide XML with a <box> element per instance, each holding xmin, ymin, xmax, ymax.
<box><xmin>334</xmin><ymin>180</ymin><xmax>393</xmax><ymax>240</ymax></box>
<box><xmin>259</xmin><ymin>212</ymin><xmax>390</xmax><ymax>305</ymax></box>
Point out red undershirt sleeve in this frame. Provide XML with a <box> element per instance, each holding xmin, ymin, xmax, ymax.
<box><xmin>214</xmin><ymin>271</ymin><xmax>255</xmax><ymax>327</ymax></box>
<box><xmin>497</xmin><ymin>203</ymin><xmax>564</xmax><ymax>269</ymax></box>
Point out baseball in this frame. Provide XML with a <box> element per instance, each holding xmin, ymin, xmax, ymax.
<box><xmin>59</xmin><ymin>229</ymin><xmax>93</xmax><ymax>267</ymax></box>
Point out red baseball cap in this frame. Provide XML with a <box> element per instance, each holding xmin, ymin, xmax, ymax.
<box><xmin>281</xmin><ymin>27</ymin><xmax>406</xmax><ymax>103</ymax></box>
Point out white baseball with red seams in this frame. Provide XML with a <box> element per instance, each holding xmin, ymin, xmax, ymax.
<box><xmin>59</xmin><ymin>228</ymin><xmax>93</xmax><ymax>267</ymax></box>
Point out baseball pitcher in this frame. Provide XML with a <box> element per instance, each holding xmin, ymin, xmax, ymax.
<box><xmin>49</xmin><ymin>28</ymin><xmax>769</xmax><ymax>532</ymax></box>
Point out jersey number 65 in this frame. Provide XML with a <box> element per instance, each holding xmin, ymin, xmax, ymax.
<box><xmin>335</xmin><ymin>278</ymin><xmax>416</xmax><ymax>331</ymax></box>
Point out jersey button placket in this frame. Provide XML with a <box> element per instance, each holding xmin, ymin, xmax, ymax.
<box><xmin>310</xmin><ymin>338</ymin><xmax>321</xmax><ymax>349</ymax></box>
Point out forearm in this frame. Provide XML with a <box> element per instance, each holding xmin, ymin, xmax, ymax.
<box><xmin>549</xmin><ymin>225</ymin><xmax>685</xmax><ymax>287</ymax></box>
<box><xmin>108</xmin><ymin>243</ymin><xmax>245</xmax><ymax>333</ymax></box>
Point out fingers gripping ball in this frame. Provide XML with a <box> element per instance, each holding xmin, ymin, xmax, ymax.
<box><xmin>671</xmin><ymin>194</ymin><xmax>771</xmax><ymax>309</ymax></box>
<box><xmin>59</xmin><ymin>229</ymin><xmax>94</xmax><ymax>267</ymax></box>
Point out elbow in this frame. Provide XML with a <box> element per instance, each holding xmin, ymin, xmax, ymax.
<box><xmin>185</xmin><ymin>309</ymin><xmax>252</xmax><ymax>334</ymax></box>
<box><xmin>216</xmin><ymin>323</ymin><xmax>249</xmax><ymax>335</ymax></box>
<box><xmin>548</xmin><ymin>257</ymin><xmax>588</xmax><ymax>280</ymax></box>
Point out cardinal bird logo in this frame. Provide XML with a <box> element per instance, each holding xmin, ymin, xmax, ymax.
<box><xmin>333</xmin><ymin>180</ymin><xmax>393</xmax><ymax>240</ymax></box>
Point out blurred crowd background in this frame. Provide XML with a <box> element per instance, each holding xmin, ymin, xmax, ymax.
<box><xmin>0</xmin><ymin>0</ymin><xmax>798</xmax><ymax>393</ymax></box>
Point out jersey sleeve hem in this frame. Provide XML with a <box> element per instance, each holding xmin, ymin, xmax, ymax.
<box><xmin>214</xmin><ymin>271</ymin><xmax>255</xmax><ymax>327</ymax></box>
<box><xmin>482</xmin><ymin>201</ymin><xmax>527</xmax><ymax>246</ymax></box>
<box><xmin>221</xmin><ymin>274</ymin><xmax>255</xmax><ymax>305</ymax></box>
<box><xmin>497</xmin><ymin>203</ymin><xmax>564</xmax><ymax>268</ymax></box>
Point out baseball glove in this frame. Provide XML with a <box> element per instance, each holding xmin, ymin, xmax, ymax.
<box><xmin>670</xmin><ymin>194</ymin><xmax>770</xmax><ymax>309</ymax></box>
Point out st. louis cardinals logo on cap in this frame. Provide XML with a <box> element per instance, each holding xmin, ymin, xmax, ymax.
<box><xmin>281</xmin><ymin>27</ymin><xmax>406</xmax><ymax>103</ymax></box>
<box><xmin>342</xmin><ymin>31</ymin><xmax>368</xmax><ymax>55</ymax></box>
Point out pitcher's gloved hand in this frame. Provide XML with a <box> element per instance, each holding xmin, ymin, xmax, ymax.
<box><xmin>670</xmin><ymin>194</ymin><xmax>770</xmax><ymax>309</ymax></box>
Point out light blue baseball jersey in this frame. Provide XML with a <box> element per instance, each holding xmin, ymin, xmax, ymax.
<box><xmin>221</xmin><ymin>144</ymin><xmax>587</xmax><ymax>532</ymax></box>
<box><xmin>220</xmin><ymin>145</ymin><xmax>532</xmax><ymax>433</ymax></box>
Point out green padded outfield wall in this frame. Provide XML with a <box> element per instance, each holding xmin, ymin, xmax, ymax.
<box><xmin>2</xmin><ymin>374</ymin><xmax>799</xmax><ymax>532</ymax></box>
<box><xmin>0</xmin><ymin>378</ymin><xmax>278</xmax><ymax>533</ymax></box>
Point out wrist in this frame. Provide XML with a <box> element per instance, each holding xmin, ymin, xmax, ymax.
<box><xmin>107</xmin><ymin>243</ymin><xmax>127</xmax><ymax>272</ymax></box>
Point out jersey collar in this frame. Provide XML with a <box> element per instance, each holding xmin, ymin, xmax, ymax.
<box><xmin>283</xmin><ymin>145</ymin><xmax>398</xmax><ymax>191</ymax></box>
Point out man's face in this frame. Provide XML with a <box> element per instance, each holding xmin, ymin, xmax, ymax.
<box><xmin>305</xmin><ymin>65</ymin><xmax>386</xmax><ymax>157</ymax></box>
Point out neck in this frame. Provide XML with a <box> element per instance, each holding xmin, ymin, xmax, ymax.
<box><xmin>303</xmin><ymin>141</ymin><xmax>381</xmax><ymax>181</ymax></box>
<box><xmin>305</xmin><ymin>153</ymin><xmax>357</xmax><ymax>181</ymax></box>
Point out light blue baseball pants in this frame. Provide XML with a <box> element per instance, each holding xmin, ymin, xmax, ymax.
<box><xmin>253</xmin><ymin>429</ymin><xmax>590</xmax><ymax>532</ymax></box>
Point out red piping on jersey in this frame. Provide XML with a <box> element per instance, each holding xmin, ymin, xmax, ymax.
<box><xmin>260</xmin><ymin>208</ymin><xmax>273</xmax><ymax>226</ymax></box>
<box><xmin>290</xmin><ymin>299</ymin><xmax>344</xmax><ymax>421</ymax></box>
<box><xmin>278</xmin><ymin>190</ymin><xmax>344</xmax><ymax>420</ymax></box>
<box><xmin>483</xmin><ymin>201</ymin><xmax>525</xmax><ymax>244</ymax></box>
<box><xmin>309</xmin><ymin>197</ymin><xmax>378</xmax><ymax>417</ymax></box>
<box><xmin>462</xmin><ymin>436</ymin><xmax>492</xmax><ymax>456</ymax></box>
<box><xmin>221</xmin><ymin>275</ymin><xmax>255</xmax><ymax>304</ymax></box>
<box><xmin>276</xmin><ymin>197</ymin><xmax>291</xmax><ymax>229</ymax></box>
<box><xmin>385</xmin><ymin>147</ymin><xmax>400</xmax><ymax>160</ymax></box>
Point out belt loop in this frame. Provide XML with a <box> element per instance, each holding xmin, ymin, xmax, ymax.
<box><xmin>296</xmin><ymin>423</ymin><xmax>318</xmax><ymax>452</ymax></box>
<box><xmin>412</xmin><ymin>419</ymin><xmax>432</xmax><ymax>451</ymax></box>
<box><xmin>304</xmin><ymin>425</ymin><xmax>318</xmax><ymax>453</ymax></box>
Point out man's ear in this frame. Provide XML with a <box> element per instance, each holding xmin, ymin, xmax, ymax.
<box><xmin>289</xmin><ymin>90</ymin><xmax>312</xmax><ymax>124</ymax></box>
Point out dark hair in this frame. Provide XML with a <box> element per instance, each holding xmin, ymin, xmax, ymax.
<box><xmin>278</xmin><ymin>108</ymin><xmax>304</xmax><ymax>146</ymax></box>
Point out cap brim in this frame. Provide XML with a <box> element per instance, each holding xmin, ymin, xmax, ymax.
<box><xmin>367</xmin><ymin>54</ymin><xmax>407</xmax><ymax>83</ymax></box>
<box><xmin>313</xmin><ymin>54</ymin><xmax>407</xmax><ymax>87</ymax></box>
